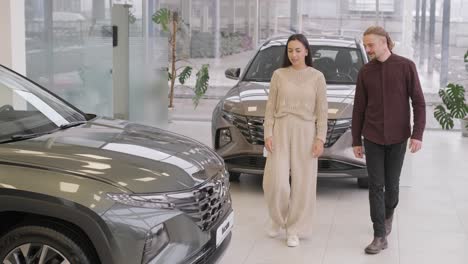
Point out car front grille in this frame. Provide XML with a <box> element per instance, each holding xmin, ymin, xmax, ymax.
<box><xmin>318</xmin><ymin>159</ymin><xmax>363</xmax><ymax>170</ymax></box>
<box><xmin>223</xmin><ymin>111</ymin><xmax>350</xmax><ymax>148</ymax></box>
<box><xmin>226</xmin><ymin>156</ymin><xmax>361</xmax><ymax>172</ymax></box>
<box><xmin>226</xmin><ymin>156</ymin><xmax>267</xmax><ymax>168</ymax></box>
<box><xmin>166</xmin><ymin>172</ymin><xmax>230</xmax><ymax>231</ymax></box>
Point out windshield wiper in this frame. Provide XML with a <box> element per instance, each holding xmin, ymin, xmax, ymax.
<box><xmin>10</xmin><ymin>131</ymin><xmax>54</xmax><ymax>141</ymax></box>
<box><xmin>245</xmin><ymin>78</ymin><xmax>271</xmax><ymax>82</ymax></box>
<box><xmin>59</xmin><ymin>121</ymin><xmax>86</xmax><ymax>129</ymax></box>
<box><xmin>4</xmin><ymin>121</ymin><xmax>86</xmax><ymax>143</ymax></box>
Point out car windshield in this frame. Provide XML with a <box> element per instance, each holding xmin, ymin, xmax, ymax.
<box><xmin>0</xmin><ymin>66</ymin><xmax>87</xmax><ymax>142</ymax></box>
<box><xmin>243</xmin><ymin>45</ymin><xmax>364</xmax><ymax>84</ymax></box>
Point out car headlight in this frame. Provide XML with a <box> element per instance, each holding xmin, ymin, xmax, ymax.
<box><xmin>106</xmin><ymin>193</ymin><xmax>175</xmax><ymax>209</ymax></box>
<box><xmin>142</xmin><ymin>223</ymin><xmax>170</xmax><ymax>264</ymax></box>
<box><xmin>325</xmin><ymin>118</ymin><xmax>352</xmax><ymax>147</ymax></box>
<box><xmin>335</xmin><ymin>118</ymin><xmax>352</xmax><ymax>127</ymax></box>
<box><xmin>222</xmin><ymin>169</ymin><xmax>230</xmax><ymax>190</ymax></box>
<box><xmin>221</xmin><ymin>110</ymin><xmax>236</xmax><ymax>123</ymax></box>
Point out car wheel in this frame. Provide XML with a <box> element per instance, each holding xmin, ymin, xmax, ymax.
<box><xmin>357</xmin><ymin>177</ymin><xmax>369</xmax><ymax>189</ymax></box>
<box><xmin>229</xmin><ymin>171</ymin><xmax>241</xmax><ymax>182</ymax></box>
<box><xmin>0</xmin><ymin>225</ymin><xmax>95</xmax><ymax>264</ymax></box>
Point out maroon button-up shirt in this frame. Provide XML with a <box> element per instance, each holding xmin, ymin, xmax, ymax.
<box><xmin>352</xmin><ymin>53</ymin><xmax>426</xmax><ymax>146</ymax></box>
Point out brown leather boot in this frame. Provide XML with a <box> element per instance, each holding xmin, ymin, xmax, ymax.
<box><xmin>364</xmin><ymin>236</ymin><xmax>388</xmax><ymax>254</ymax></box>
<box><xmin>385</xmin><ymin>215</ymin><xmax>394</xmax><ymax>236</ymax></box>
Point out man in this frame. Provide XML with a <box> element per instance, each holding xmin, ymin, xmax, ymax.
<box><xmin>352</xmin><ymin>26</ymin><xmax>426</xmax><ymax>254</ymax></box>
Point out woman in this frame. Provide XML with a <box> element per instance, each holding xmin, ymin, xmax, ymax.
<box><xmin>263</xmin><ymin>34</ymin><xmax>328</xmax><ymax>247</ymax></box>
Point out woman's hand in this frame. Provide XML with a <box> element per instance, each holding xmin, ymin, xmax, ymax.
<box><xmin>265</xmin><ymin>137</ymin><xmax>274</xmax><ymax>153</ymax></box>
<box><xmin>312</xmin><ymin>139</ymin><xmax>324</xmax><ymax>158</ymax></box>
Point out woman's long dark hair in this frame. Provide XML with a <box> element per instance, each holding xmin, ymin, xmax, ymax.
<box><xmin>282</xmin><ymin>34</ymin><xmax>313</xmax><ymax>68</ymax></box>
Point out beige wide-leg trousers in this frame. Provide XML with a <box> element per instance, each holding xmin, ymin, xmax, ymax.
<box><xmin>263</xmin><ymin>114</ymin><xmax>318</xmax><ymax>236</ymax></box>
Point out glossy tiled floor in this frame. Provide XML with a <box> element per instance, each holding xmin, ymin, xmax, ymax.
<box><xmin>167</xmin><ymin>121</ymin><xmax>468</xmax><ymax>264</ymax></box>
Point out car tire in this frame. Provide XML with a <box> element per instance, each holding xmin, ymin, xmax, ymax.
<box><xmin>229</xmin><ymin>171</ymin><xmax>241</xmax><ymax>181</ymax></box>
<box><xmin>357</xmin><ymin>177</ymin><xmax>369</xmax><ymax>189</ymax></box>
<box><xmin>0</xmin><ymin>225</ymin><xmax>96</xmax><ymax>264</ymax></box>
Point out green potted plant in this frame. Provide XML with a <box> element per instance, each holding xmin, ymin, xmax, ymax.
<box><xmin>434</xmin><ymin>83</ymin><xmax>468</xmax><ymax>136</ymax></box>
<box><xmin>152</xmin><ymin>8</ymin><xmax>209</xmax><ymax>110</ymax></box>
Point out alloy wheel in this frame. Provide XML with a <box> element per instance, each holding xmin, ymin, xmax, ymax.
<box><xmin>3</xmin><ymin>243</ymin><xmax>70</xmax><ymax>264</ymax></box>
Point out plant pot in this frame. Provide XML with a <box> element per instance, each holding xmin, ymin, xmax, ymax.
<box><xmin>462</xmin><ymin>118</ymin><xmax>468</xmax><ymax>137</ymax></box>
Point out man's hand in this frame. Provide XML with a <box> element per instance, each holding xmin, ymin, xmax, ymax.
<box><xmin>409</xmin><ymin>139</ymin><xmax>422</xmax><ymax>153</ymax></box>
<box><xmin>353</xmin><ymin>146</ymin><xmax>364</xmax><ymax>159</ymax></box>
<box><xmin>312</xmin><ymin>139</ymin><xmax>324</xmax><ymax>158</ymax></box>
<box><xmin>265</xmin><ymin>137</ymin><xmax>273</xmax><ymax>153</ymax></box>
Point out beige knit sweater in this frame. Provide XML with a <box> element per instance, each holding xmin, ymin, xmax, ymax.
<box><xmin>263</xmin><ymin>66</ymin><xmax>328</xmax><ymax>143</ymax></box>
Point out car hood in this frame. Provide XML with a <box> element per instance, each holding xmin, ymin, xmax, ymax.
<box><xmin>222</xmin><ymin>81</ymin><xmax>356</xmax><ymax>119</ymax></box>
<box><xmin>0</xmin><ymin>117</ymin><xmax>224</xmax><ymax>193</ymax></box>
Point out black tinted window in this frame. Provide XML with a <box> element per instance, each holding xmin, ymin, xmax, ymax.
<box><xmin>243</xmin><ymin>46</ymin><xmax>284</xmax><ymax>82</ymax></box>
<box><xmin>243</xmin><ymin>45</ymin><xmax>364</xmax><ymax>84</ymax></box>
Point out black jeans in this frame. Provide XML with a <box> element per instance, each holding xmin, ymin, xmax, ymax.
<box><xmin>364</xmin><ymin>138</ymin><xmax>407</xmax><ymax>237</ymax></box>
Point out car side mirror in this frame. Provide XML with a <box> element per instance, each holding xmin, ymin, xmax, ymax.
<box><xmin>225</xmin><ymin>68</ymin><xmax>240</xmax><ymax>80</ymax></box>
<box><xmin>85</xmin><ymin>113</ymin><xmax>97</xmax><ymax>120</ymax></box>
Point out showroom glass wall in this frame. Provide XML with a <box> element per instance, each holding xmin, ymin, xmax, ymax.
<box><xmin>24</xmin><ymin>0</ymin><xmax>169</xmax><ymax>125</ymax></box>
<box><xmin>172</xmin><ymin>0</ymin><xmax>467</xmax><ymax>86</ymax></box>
<box><xmin>24</xmin><ymin>0</ymin><xmax>468</xmax><ymax>124</ymax></box>
<box><xmin>25</xmin><ymin>0</ymin><xmax>113</xmax><ymax>117</ymax></box>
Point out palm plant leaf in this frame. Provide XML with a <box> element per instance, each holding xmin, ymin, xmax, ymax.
<box><xmin>450</xmin><ymin>103</ymin><xmax>468</xmax><ymax>119</ymax></box>
<box><xmin>178</xmin><ymin>66</ymin><xmax>192</xmax><ymax>85</ymax></box>
<box><xmin>434</xmin><ymin>105</ymin><xmax>455</xmax><ymax>130</ymax></box>
<box><xmin>446</xmin><ymin>83</ymin><xmax>465</xmax><ymax>100</ymax></box>
<box><xmin>438</xmin><ymin>89</ymin><xmax>454</xmax><ymax>109</ymax></box>
<box><xmin>152</xmin><ymin>8</ymin><xmax>171</xmax><ymax>32</ymax></box>
<box><xmin>444</xmin><ymin>83</ymin><xmax>468</xmax><ymax>119</ymax></box>
<box><xmin>193</xmin><ymin>64</ymin><xmax>210</xmax><ymax>107</ymax></box>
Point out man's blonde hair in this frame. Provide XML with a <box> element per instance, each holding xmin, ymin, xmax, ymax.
<box><xmin>363</xmin><ymin>26</ymin><xmax>395</xmax><ymax>51</ymax></box>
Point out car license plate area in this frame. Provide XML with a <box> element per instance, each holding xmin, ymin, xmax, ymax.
<box><xmin>215</xmin><ymin>211</ymin><xmax>234</xmax><ymax>247</ymax></box>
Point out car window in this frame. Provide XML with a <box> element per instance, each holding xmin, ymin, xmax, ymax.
<box><xmin>243</xmin><ymin>46</ymin><xmax>284</xmax><ymax>82</ymax></box>
<box><xmin>0</xmin><ymin>67</ymin><xmax>86</xmax><ymax>142</ymax></box>
<box><xmin>243</xmin><ymin>45</ymin><xmax>364</xmax><ymax>85</ymax></box>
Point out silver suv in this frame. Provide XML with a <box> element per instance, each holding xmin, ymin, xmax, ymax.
<box><xmin>0</xmin><ymin>65</ymin><xmax>233</xmax><ymax>264</ymax></box>
<box><xmin>212</xmin><ymin>35</ymin><xmax>369</xmax><ymax>188</ymax></box>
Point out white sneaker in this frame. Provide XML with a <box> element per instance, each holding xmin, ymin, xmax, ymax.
<box><xmin>286</xmin><ymin>235</ymin><xmax>300</xmax><ymax>247</ymax></box>
<box><xmin>267</xmin><ymin>222</ymin><xmax>281</xmax><ymax>238</ymax></box>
